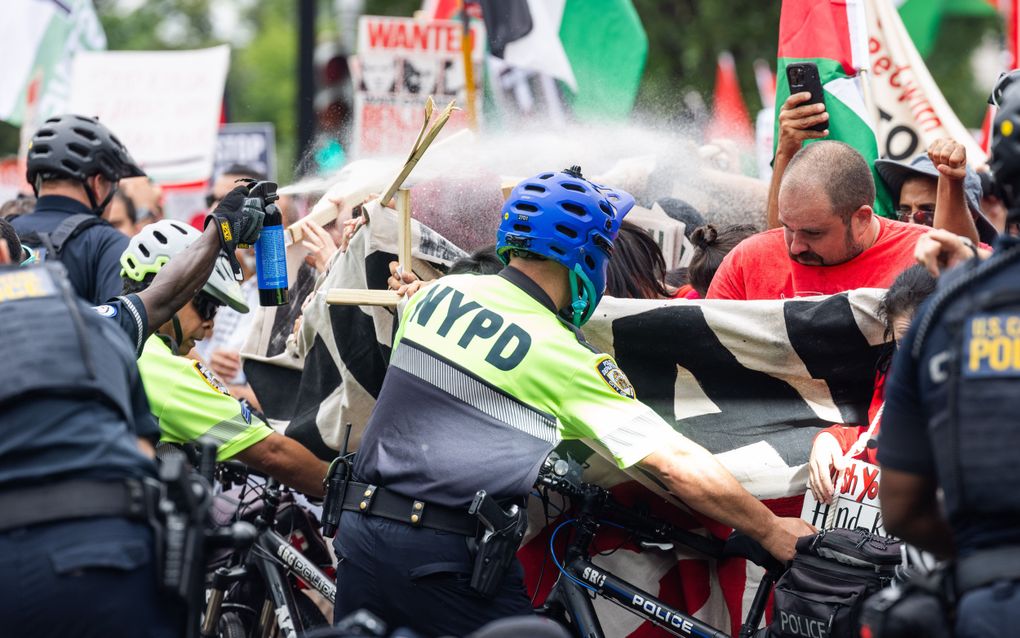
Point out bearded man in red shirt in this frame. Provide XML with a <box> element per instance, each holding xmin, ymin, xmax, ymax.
<box><xmin>708</xmin><ymin>141</ymin><xmax>930</xmax><ymax>300</ymax></box>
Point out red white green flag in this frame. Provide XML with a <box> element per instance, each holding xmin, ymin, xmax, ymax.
<box><xmin>776</xmin><ymin>0</ymin><xmax>895</xmax><ymax>218</ymax></box>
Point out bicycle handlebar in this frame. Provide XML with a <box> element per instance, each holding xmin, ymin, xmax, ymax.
<box><xmin>535</xmin><ymin>454</ymin><xmax>725</xmax><ymax>559</ymax></box>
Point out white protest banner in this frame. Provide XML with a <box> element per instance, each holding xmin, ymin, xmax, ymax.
<box><xmin>801</xmin><ymin>459</ymin><xmax>889</xmax><ymax>537</ymax></box>
<box><xmin>865</xmin><ymin>0</ymin><xmax>987</xmax><ymax>165</ymax></box>
<box><xmin>352</xmin><ymin>16</ymin><xmax>484</xmax><ymax>157</ymax></box>
<box><xmin>69</xmin><ymin>46</ymin><xmax>230</xmax><ymax>184</ymax></box>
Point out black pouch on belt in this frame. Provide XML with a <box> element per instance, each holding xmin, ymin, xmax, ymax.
<box><xmin>468</xmin><ymin>490</ymin><xmax>528</xmax><ymax>598</ymax></box>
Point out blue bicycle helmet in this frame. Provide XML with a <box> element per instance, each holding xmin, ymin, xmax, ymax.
<box><xmin>496</xmin><ymin>166</ymin><xmax>635</xmax><ymax>327</ymax></box>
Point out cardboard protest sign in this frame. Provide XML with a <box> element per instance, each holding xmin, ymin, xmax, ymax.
<box><xmin>69</xmin><ymin>46</ymin><xmax>230</xmax><ymax>183</ymax></box>
<box><xmin>801</xmin><ymin>459</ymin><xmax>888</xmax><ymax>537</ymax></box>
<box><xmin>352</xmin><ymin>16</ymin><xmax>484</xmax><ymax>157</ymax></box>
<box><xmin>213</xmin><ymin>122</ymin><xmax>277</xmax><ymax>181</ymax></box>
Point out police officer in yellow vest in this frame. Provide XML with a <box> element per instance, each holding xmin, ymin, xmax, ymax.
<box><xmin>331</xmin><ymin>166</ymin><xmax>815</xmax><ymax>636</ymax></box>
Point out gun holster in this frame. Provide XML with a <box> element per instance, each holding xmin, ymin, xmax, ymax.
<box><xmin>468</xmin><ymin>491</ymin><xmax>528</xmax><ymax>598</ymax></box>
<box><xmin>150</xmin><ymin>454</ymin><xmax>211</xmax><ymax>604</ymax></box>
<box><xmin>859</xmin><ymin>566</ymin><xmax>955</xmax><ymax>638</ymax></box>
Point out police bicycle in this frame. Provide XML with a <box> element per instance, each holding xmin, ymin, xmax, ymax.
<box><xmin>533</xmin><ymin>454</ymin><xmax>785</xmax><ymax>638</ymax></box>
<box><xmin>200</xmin><ymin>461</ymin><xmax>336</xmax><ymax>638</ymax></box>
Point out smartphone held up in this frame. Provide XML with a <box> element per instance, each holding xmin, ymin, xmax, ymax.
<box><xmin>786</xmin><ymin>62</ymin><xmax>827</xmax><ymax>132</ymax></box>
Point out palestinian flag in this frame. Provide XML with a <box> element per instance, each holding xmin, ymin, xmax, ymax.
<box><xmin>428</xmin><ymin>0</ymin><xmax>648</xmax><ymax>121</ymax></box>
<box><xmin>776</xmin><ymin>0</ymin><xmax>895</xmax><ymax>218</ymax></box>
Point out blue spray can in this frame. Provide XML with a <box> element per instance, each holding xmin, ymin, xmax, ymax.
<box><xmin>251</xmin><ymin>181</ymin><xmax>289</xmax><ymax>307</ymax></box>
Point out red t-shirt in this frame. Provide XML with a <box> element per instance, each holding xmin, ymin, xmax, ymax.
<box><xmin>670</xmin><ymin>284</ymin><xmax>700</xmax><ymax>300</ymax></box>
<box><xmin>706</xmin><ymin>217</ymin><xmax>930</xmax><ymax>300</ymax></box>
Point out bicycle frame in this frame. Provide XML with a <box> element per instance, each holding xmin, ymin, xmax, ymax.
<box><xmin>545</xmin><ymin>553</ymin><xmax>728</xmax><ymax>638</ymax></box>
<box><xmin>250</xmin><ymin>528</ymin><xmax>337</xmax><ymax>638</ymax></box>
<box><xmin>201</xmin><ymin>476</ymin><xmax>336</xmax><ymax>638</ymax></box>
<box><xmin>534</xmin><ymin>459</ymin><xmax>780</xmax><ymax>638</ymax></box>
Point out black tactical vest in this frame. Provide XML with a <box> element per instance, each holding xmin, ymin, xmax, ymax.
<box><xmin>932</xmin><ymin>255</ymin><xmax>1020</xmax><ymax>523</ymax></box>
<box><xmin>0</xmin><ymin>263</ymin><xmax>135</xmax><ymax>421</ymax></box>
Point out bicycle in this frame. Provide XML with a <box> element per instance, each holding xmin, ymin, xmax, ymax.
<box><xmin>533</xmin><ymin>454</ymin><xmax>785</xmax><ymax>638</ymax></box>
<box><xmin>200</xmin><ymin>462</ymin><xmax>337</xmax><ymax>638</ymax></box>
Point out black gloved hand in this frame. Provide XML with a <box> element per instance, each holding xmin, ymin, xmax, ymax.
<box><xmin>205</xmin><ymin>184</ymin><xmax>266</xmax><ymax>278</ymax></box>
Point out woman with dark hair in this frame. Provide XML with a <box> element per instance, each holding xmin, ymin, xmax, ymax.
<box><xmin>807</xmin><ymin>264</ymin><xmax>938</xmax><ymax>503</ymax></box>
<box><xmin>675</xmin><ymin>223</ymin><xmax>758</xmax><ymax>299</ymax></box>
<box><xmin>605</xmin><ymin>221</ymin><xmax>670</xmax><ymax>299</ymax></box>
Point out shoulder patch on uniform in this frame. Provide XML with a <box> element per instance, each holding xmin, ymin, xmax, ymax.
<box><xmin>192</xmin><ymin>361</ymin><xmax>231</xmax><ymax>396</ymax></box>
<box><xmin>92</xmin><ymin>304</ymin><xmax>117</xmax><ymax>318</ymax></box>
<box><xmin>596</xmin><ymin>357</ymin><xmax>636</xmax><ymax>399</ymax></box>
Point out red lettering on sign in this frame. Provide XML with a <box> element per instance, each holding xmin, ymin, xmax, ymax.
<box><xmin>841</xmin><ymin>466</ymin><xmax>858</xmax><ymax>494</ymax></box>
<box><xmin>364</xmin><ymin>20</ymin><xmax>465</xmax><ymax>53</ymax></box>
<box><xmin>367</xmin><ymin>21</ymin><xmax>393</xmax><ymax>48</ymax></box>
<box><xmin>858</xmin><ymin>466</ymin><xmax>880</xmax><ymax>502</ymax></box>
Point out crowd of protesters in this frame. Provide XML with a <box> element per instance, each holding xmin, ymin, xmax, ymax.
<box><xmin>1</xmin><ymin>92</ymin><xmax>1015</xmax><ymax>637</ymax></box>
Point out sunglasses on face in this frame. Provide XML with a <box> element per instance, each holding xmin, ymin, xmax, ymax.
<box><xmin>896</xmin><ymin>204</ymin><xmax>935</xmax><ymax>226</ymax></box>
<box><xmin>192</xmin><ymin>293</ymin><xmax>221</xmax><ymax>322</ymax></box>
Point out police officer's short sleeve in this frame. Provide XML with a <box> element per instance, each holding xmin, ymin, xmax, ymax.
<box><xmin>558</xmin><ymin>353</ymin><xmax>679</xmax><ymax>469</ymax></box>
<box><xmin>94</xmin><ymin>230</ymin><xmax>130</xmax><ymax>305</ymax></box>
<box><xmin>91</xmin><ymin>294</ymin><xmax>148</xmax><ymax>357</ymax></box>
<box><xmin>877</xmin><ymin>324</ymin><xmax>937</xmax><ymax>475</ymax></box>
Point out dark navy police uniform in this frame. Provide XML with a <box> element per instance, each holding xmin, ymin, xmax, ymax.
<box><xmin>335</xmin><ymin>268</ymin><xmax>677</xmax><ymax>636</ymax></box>
<box><xmin>0</xmin><ymin>263</ymin><xmax>177</xmax><ymax>638</ymax></box>
<box><xmin>881</xmin><ymin>236</ymin><xmax>1020</xmax><ymax>638</ymax></box>
<box><xmin>12</xmin><ymin>195</ymin><xmax>129</xmax><ymax>305</ymax></box>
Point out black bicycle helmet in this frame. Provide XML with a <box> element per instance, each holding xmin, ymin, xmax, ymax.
<box><xmin>991</xmin><ymin>80</ymin><xmax>1020</xmax><ymax>221</ymax></box>
<box><xmin>26</xmin><ymin>114</ymin><xmax>145</xmax><ymax>212</ymax></box>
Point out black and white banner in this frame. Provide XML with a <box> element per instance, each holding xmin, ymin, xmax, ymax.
<box><xmin>245</xmin><ymin>206</ymin><xmax>888</xmax><ymax>500</ymax></box>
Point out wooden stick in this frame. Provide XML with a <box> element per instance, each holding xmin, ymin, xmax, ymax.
<box><xmin>287</xmin><ymin>97</ymin><xmax>457</xmax><ymax>247</ymax></box>
<box><xmin>395</xmin><ymin>188</ymin><xmax>412</xmax><ymax>273</ymax></box>
<box><xmin>459</xmin><ymin>12</ymin><xmax>477</xmax><ymax>130</ymax></box>
<box><xmin>500</xmin><ymin>177</ymin><xmax>521</xmax><ymax>201</ymax></box>
<box><xmin>325</xmin><ymin>289</ymin><xmax>401</xmax><ymax>307</ymax></box>
<box><xmin>380</xmin><ymin>98</ymin><xmax>458</xmax><ymax>205</ymax></box>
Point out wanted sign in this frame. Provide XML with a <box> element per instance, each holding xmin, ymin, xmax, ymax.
<box><xmin>352</xmin><ymin>16</ymin><xmax>484</xmax><ymax>157</ymax></box>
<box><xmin>801</xmin><ymin>460</ymin><xmax>890</xmax><ymax>538</ymax></box>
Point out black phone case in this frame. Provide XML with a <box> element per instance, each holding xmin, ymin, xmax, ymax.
<box><xmin>786</xmin><ymin>63</ymin><xmax>827</xmax><ymax>132</ymax></box>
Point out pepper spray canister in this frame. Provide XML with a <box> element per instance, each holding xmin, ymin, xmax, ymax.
<box><xmin>250</xmin><ymin>181</ymin><xmax>289</xmax><ymax>306</ymax></box>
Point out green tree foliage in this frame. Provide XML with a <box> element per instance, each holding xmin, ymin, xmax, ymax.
<box><xmin>925</xmin><ymin>15</ymin><xmax>1002</xmax><ymax>128</ymax></box>
<box><xmin>227</xmin><ymin>2</ymin><xmax>297</xmax><ymax>182</ymax></box>
<box><xmin>632</xmin><ymin>0</ymin><xmax>781</xmax><ymax>119</ymax></box>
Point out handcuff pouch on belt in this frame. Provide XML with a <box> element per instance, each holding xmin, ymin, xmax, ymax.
<box><xmin>468</xmin><ymin>490</ymin><xmax>528</xmax><ymax>598</ymax></box>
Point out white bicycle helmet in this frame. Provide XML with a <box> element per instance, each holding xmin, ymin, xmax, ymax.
<box><xmin>120</xmin><ymin>219</ymin><xmax>249</xmax><ymax>313</ymax></box>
